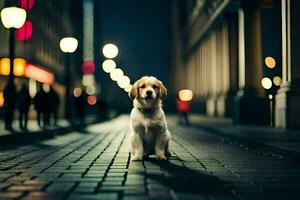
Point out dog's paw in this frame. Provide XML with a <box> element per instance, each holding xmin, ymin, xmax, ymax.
<box><xmin>156</xmin><ymin>154</ymin><xmax>167</xmax><ymax>160</ymax></box>
<box><xmin>131</xmin><ymin>155</ymin><xmax>143</xmax><ymax>161</ymax></box>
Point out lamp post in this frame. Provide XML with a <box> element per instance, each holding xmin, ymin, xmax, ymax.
<box><xmin>0</xmin><ymin>6</ymin><xmax>26</xmax><ymax>82</ymax></box>
<box><xmin>60</xmin><ymin>37</ymin><xmax>78</xmax><ymax>121</ymax></box>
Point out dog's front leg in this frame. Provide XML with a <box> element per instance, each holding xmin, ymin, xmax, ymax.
<box><xmin>155</xmin><ymin>133</ymin><xmax>169</xmax><ymax>160</ymax></box>
<box><xmin>131</xmin><ymin>133</ymin><xmax>144</xmax><ymax>161</ymax></box>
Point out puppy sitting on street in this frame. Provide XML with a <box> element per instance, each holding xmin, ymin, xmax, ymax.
<box><xmin>129</xmin><ymin>76</ymin><xmax>171</xmax><ymax>161</ymax></box>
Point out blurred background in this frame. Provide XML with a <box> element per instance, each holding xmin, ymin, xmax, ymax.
<box><xmin>0</xmin><ymin>0</ymin><xmax>299</xmax><ymax>132</ymax></box>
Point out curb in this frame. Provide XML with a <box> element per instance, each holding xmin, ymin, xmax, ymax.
<box><xmin>193</xmin><ymin>124</ymin><xmax>300</xmax><ymax>161</ymax></box>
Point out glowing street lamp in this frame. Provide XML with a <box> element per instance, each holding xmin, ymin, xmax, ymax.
<box><xmin>102</xmin><ymin>43</ymin><xmax>118</xmax><ymax>59</ymax></box>
<box><xmin>261</xmin><ymin>77</ymin><xmax>272</xmax><ymax>90</ymax></box>
<box><xmin>0</xmin><ymin>6</ymin><xmax>26</xmax><ymax>82</ymax></box>
<box><xmin>60</xmin><ymin>37</ymin><xmax>78</xmax><ymax>53</ymax></box>
<box><xmin>117</xmin><ymin>75</ymin><xmax>130</xmax><ymax>89</ymax></box>
<box><xmin>102</xmin><ymin>59</ymin><xmax>116</xmax><ymax>73</ymax></box>
<box><xmin>60</xmin><ymin>37</ymin><xmax>78</xmax><ymax>121</ymax></box>
<box><xmin>110</xmin><ymin>68</ymin><xmax>123</xmax><ymax>81</ymax></box>
<box><xmin>1</xmin><ymin>7</ymin><xmax>26</xmax><ymax>29</ymax></box>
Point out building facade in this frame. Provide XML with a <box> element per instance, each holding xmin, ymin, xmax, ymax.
<box><xmin>0</xmin><ymin>0</ymin><xmax>82</xmax><ymax>118</ymax></box>
<box><xmin>171</xmin><ymin>0</ymin><xmax>299</xmax><ymax>129</ymax></box>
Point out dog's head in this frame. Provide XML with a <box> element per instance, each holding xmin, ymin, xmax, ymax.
<box><xmin>129</xmin><ymin>76</ymin><xmax>167</xmax><ymax>102</ymax></box>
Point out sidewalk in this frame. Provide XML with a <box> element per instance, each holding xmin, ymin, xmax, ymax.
<box><xmin>1</xmin><ymin>115</ymin><xmax>299</xmax><ymax>200</ymax></box>
<box><xmin>0</xmin><ymin>119</ymin><xmax>72</xmax><ymax>145</ymax></box>
<box><xmin>177</xmin><ymin>114</ymin><xmax>300</xmax><ymax>160</ymax></box>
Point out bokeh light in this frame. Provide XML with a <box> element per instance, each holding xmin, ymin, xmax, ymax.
<box><xmin>13</xmin><ymin>58</ymin><xmax>26</xmax><ymax>76</ymax></box>
<box><xmin>0</xmin><ymin>58</ymin><xmax>10</xmax><ymax>76</ymax></box>
<box><xmin>87</xmin><ymin>95</ymin><xmax>97</xmax><ymax>105</ymax></box>
<box><xmin>0</xmin><ymin>7</ymin><xmax>26</xmax><ymax>29</ymax></box>
<box><xmin>29</xmin><ymin>78</ymin><xmax>37</xmax><ymax>98</ymax></box>
<box><xmin>73</xmin><ymin>87</ymin><xmax>82</xmax><ymax>97</ymax></box>
<box><xmin>82</xmin><ymin>60</ymin><xmax>95</xmax><ymax>74</ymax></box>
<box><xmin>86</xmin><ymin>85</ymin><xmax>96</xmax><ymax>95</ymax></box>
<box><xmin>261</xmin><ymin>77</ymin><xmax>272</xmax><ymax>89</ymax></box>
<box><xmin>102</xmin><ymin>59</ymin><xmax>116</xmax><ymax>73</ymax></box>
<box><xmin>60</xmin><ymin>37</ymin><xmax>78</xmax><ymax>53</ymax></box>
<box><xmin>117</xmin><ymin>75</ymin><xmax>130</xmax><ymax>89</ymax></box>
<box><xmin>268</xmin><ymin>94</ymin><xmax>273</xmax><ymax>100</ymax></box>
<box><xmin>42</xmin><ymin>83</ymin><xmax>50</xmax><ymax>93</ymax></box>
<box><xmin>110</xmin><ymin>68</ymin><xmax>124</xmax><ymax>81</ymax></box>
<box><xmin>0</xmin><ymin>91</ymin><xmax>4</xmax><ymax>107</ymax></box>
<box><xmin>102</xmin><ymin>43</ymin><xmax>118</xmax><ymax>59</ymax></box>
<box><xmin>273</xmin><ymin>76</ymin><xmax>282</xmax><ymax>86</ymax></box>
<box><xmin>25</xmin><ymin>63</ymin><xmax>54</xmax><ymax>84</ymax></box>
<box><xmin>265</xmin><ymin>56</ymin><xmax>276</xmax><ymax>69</ymax></box>
<box><xmin>178</xmin><ymin>89</ymin><xmax>193</xmax><ymax>101</ymax></box>
<box><xmin>82</xmin><ymin>74</ymin><xmax>95</xmax><ymax>86</ymax></box>
<box><xmin>124</xmin><ymin>84</ymin><xmax>132</xmax><ymax>92</ymax></box>
<box><xmin>17</xmin><ymin>20</ymin><xmax>32</xmax><ymax>41</ymax></box>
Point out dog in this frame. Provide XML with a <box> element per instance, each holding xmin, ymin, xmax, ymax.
<box><xmin>129</xmin><ymin>76</ymin><xmax>171</xmax><ymax>161</ymax></box>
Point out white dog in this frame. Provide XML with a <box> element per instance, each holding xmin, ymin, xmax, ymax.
<box><xmin>129</xmin><ymin>76</ymin><xmax>171</xmax><ymax>161</ymax></box>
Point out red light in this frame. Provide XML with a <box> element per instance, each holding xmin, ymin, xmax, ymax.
<box><xmin>19</xmin><ymin>0</ymin><xmax>35</xmax><ymax>10</ymax></box>
<box><xmin>25</xmin><ymin>63</ymin><xmax>54</xmax><ymax>84</ymax></box>
<box><xmin>17</xmin><ymin>20</ymin><xmax>32</xmax><ymax>41</ymax></box>
<box><xmin>87</xmin><ymin>95</ymin><xmax>97</xmax><ymax>105</ymax></box>
<box><xmin>82</xmin><ymin>60</ymin><xmax>95</xmax><ymax>74</ymax></box>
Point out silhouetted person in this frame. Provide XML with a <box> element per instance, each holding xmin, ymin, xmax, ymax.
<box><xmin>17</xmin><ymin>84</ymin><xmax>31</xmax><ymax>130</ymax></box>
<box><xmin>48</xmin><ymin>86</ymin><xmax>59</xmax><ymax>125</ymax></box>
<box><xmin>34</xmin><ymin>86</ymin><xmax>47</xmax><ymax>128</ymax></box>
<box><xmin>3</xmin><ymin>79</ymin><xmax>17</xmax><ymax>131</ymax></box>
<box><xmin>74</xmin><ymin>90</ymin><xmax>85</xmax><ymax>125</ymax></box>
<box><xmin>177</xmin><ymin>98</ymin><xmax>190</xmax><ymax>126</ymax></box>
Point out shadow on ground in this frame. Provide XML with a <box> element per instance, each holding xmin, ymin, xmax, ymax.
<box><xmin>146</xmin><ymin>158</ymin><xmax>232</xmax><ymax>195</ymax></box>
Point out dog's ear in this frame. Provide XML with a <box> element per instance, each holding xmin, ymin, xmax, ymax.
<box><xmin>129</xmin><ymin>81</ymin><xmax>138</xmax><ymax>99</ymax></box>
<box><xmin>158</xmin><ymin>81</ymin><xmax>167</xmax><ymax>99</ymax></box>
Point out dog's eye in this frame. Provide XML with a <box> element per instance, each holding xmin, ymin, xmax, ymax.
<box><xmin>153</xmin><ymin>85</ymin><xmax>158</xmax><ymax>89</ymax></box>
<box><xmin>140</xmin><ymin>84</ymin><xmax>145</xmax><ymax>89</ymax></box>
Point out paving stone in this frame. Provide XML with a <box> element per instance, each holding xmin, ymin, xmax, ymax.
<box><xmin>0</xmin><ymin>192</ymin><xmax>24</xmax><ymax>200</ymax></box>
<box><xmin>1</xmin><ymin>117</ymin><xmax>300</xmax><ymax>199</ymax></box>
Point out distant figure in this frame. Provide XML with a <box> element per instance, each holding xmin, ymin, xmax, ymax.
<box><xmin>17</xmin><ymin>84</ymin><xmax>31</xmax><ymax>130</ymax></box>
<box><xmin>3</xmin><ymin>79</ymin><xmax>17</xmax><ymax>131</ymax></box>
<box><xmin>74</xmin><ymin>89</ymin><xmax>85</xmax><ymax>125</ymax></box>
<box><xmin>34</xmin><ymin>85</ymin><xmax>47</xmax><ymax>128</ymax></box>
<box><xmin>48</xmin><ymin>86</ymin><xmax>59</xmax><ymax>125</ymax></box>
<box><xmin>177</xmin><ymin>98</ymin><xmax>190</xmax><ymax>125</ymax></box>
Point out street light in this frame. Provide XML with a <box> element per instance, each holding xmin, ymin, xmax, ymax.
<box><xmin>102</xmin><ymin>43</ymin><xmax>118</xmax><ymax>59</ymax></box>
<box><xmin>0</xmin><ymin>6</ymin><xmax>26</xmax><ymax>82</ymax></box>
<box><xmin>60</xmin><ymin>37</ymin><xmax>78</xmax><ymax>121</ymax></box>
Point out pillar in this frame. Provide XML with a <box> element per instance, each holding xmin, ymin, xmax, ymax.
<box><xmin>225</xmin><ymin>13</ymin><xmax>239</xmax><ymax>118</ymax></box>
<box><xmin>234</xmin><ymin>1</ymin><xmax>270</xmax><ymax>125</ymax></box>
<box><xmin>275</xmin><ymin>0</ymin><xmax>300</xmax><ymax>129</ymax></box>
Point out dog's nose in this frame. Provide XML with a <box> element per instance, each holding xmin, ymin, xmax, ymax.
<box><xmin>146</xmin><ymin>90</ymin><xmax>153</xmax><ymax>96</ymax></box>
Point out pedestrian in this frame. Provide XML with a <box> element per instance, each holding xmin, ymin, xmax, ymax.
<box><xmin>34</xmin><ymin>85</ymin><xmax>47</xmax><ymax>128</ymax></box>
<box><xmin>17</xmin><ymin>83</ymin><xmax>31</xmax><ymax>130</ymax></box>
<box><xmin>48</xmin><ymin>85</ymin><xmax>59</xmax><ymax>125</ymax></box>
<box><xmin>177</xmin><ymin>97</ymin><xmax>191</xmax><ymax>125</ymax></box>
<box><xmin>3</xmin><ymin>79</ymin><xmax>17</xmax><ymax>131</ymax></box>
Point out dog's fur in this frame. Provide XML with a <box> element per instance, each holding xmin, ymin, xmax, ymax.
<box><xmin>129</xmin><ymin>76</ymin><xmax>171</xmax><ymax>161</ymax></box>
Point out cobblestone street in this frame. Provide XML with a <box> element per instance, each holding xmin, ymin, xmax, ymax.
<box><xmin>0</xmin><ymin>116</ymin><xmax>299</xmax><ymax>200</ymax></box>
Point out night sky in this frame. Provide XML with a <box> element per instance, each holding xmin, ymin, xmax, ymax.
<box><xmin>93</xmin><ymin>0</ymin><xmax>172</xmax><ymax>112</ymax></box>
<box><xmin>94</xmin><ymin>0</ymin><xmax>171</xmax><ymax>86</ymax></box>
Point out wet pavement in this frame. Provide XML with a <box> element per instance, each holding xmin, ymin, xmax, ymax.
<box><xmin>0</xmin><ymin>116</ymin><xmax>299</xmax><ymax>200</ymax></box>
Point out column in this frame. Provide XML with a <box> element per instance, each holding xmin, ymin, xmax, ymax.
<box><xmin>225</xmin><ymin>13</ymin><xmax>239</xmax><ymax>118</ymax></box>
<box><xmin>206</xmin><ymin>32</ymin><xmax>217</xmax><ymax>116</ymax></box>
<box><xmin>234</xmin><ymin>1</ymin><xmax>270</xmax><ymax>125</ymax></box>
<box><xmin>275</xmin><ymin>0</ymin><xmax>300</xmax><ymax>129</ymax></box>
